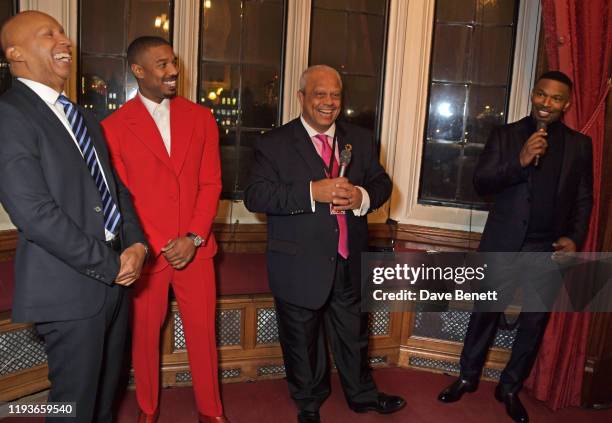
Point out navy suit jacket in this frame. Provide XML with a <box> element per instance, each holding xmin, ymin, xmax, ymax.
<box><xmin>244</xmin><ymin>118</ymin><xmax>392</xmax><ymax>309</ymax></box>
<box><xmin>0</xmin><ymin>81</ymin><xmax>146</xmax><ymax>322</ymax></box>
<box><xmin>475</xmin><ymin>116</ymin><xmax>593</xmax><ymax>252</ymax></box>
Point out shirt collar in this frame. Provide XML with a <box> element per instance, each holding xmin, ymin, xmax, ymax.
<box><xmin>138</xmin><ymin>91</ymin><xmax>170</xmax><ymax>116</ymax></box>
<box><xmin>300</xmin><ymin>115</ymin><xmax>336</xmax><ymax>139</ymax></box>
<box><xmin>18</xmin><ymin>78</ymin><xmax>64</xmax><ymax>106</ymax></box>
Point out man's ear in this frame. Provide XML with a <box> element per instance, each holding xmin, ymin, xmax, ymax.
<box><xmin>130</xmin><ymin>63</ymin><xmax>144</xmax><ymax>80</ymax></box>
<box><xmin>562</xmin><ymin>100</ymin><xmax>571</xmax><ymax>112</ymax></box>
<box><xmin>5</xmin><ymin>46</ymin><xmax>23</xmax><ymax>63</ymax></box>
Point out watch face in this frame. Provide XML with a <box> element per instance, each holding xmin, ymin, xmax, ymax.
<box><xmin>194</xmin><ymin>236</ymin><xmax>203</xmax><ymax>247</ymax></box>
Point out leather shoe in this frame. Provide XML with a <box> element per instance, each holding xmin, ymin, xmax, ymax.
<box><xmin>137</xmin><ymin>409</ymin><xmax>159</xmax><ymax>423</ymax></box>
<box><xmin>438</xmin><ymin>378</ymin><xmax>478</xmax><ymax>403</ymax></box>
<box><xmin>297</xmin><ymin>410</ymin><xmax>320</xmax><ymax>423</ymax></box>
<box><xmin>495</xmin><ymin>385</ymin><xmax>529</xmax><ymax>423</ymax></box>
<box><xmin>348</xmin><ymin>392</ymin><xmax>406</xmax><ymax>414</ymax></box>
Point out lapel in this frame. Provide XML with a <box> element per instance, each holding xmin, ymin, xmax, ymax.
<box><xmin>123</xmin><ymin>97</ymin><xmax>174</xmax><ymax>172</ymax></box>
<box><xmin>81</xmin><ymin>108</ymin><xmax>118</xmax><ymax>197</ymax></box>
<box><xmin>13</xmin><ymin>82</ymin><xmax>119</xmax><ymax>201</ymax></box>
<box><xmin>168</xmin><ymin>97</ymin><xmax>195</xmax><ymax>176</ymax></box>
<box><xmin>291</xmin><ymin>119</ymin><xmax>327</xmax><ymax>180</ymax></box>
<box><xmin>14</xmin><ymin>82</ymin><xmax>85</xmax><ymax>163</ymax></box>
<box><xmin>556</xmin><ymin>124</ymin><xmax>572</xmax><ymax>198</ymax></box>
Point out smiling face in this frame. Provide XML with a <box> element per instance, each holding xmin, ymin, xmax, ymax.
<box><xmin>130</xmin><ymin>43</ymin><xmax>178</xmax><ymax>103</ymax></box>
<box><xmin>2</xmin><ymin>11</ymin><xmax>72</xmax><ymax>93</ymax></box>
<box><xmin>530</xmin><ymin>78</ymin><xmax>571</xmax><ymax>125</ymax></box>
<box><xmin>298</xmin><ymin>68</ymin><xmax>342</xmax><ymax>133</ymax></box>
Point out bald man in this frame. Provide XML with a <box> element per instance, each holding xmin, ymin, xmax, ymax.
<box><xmin>0</xmin><ymin>12</ymin><xmax>147</xmax><ymax>422</ymax></box>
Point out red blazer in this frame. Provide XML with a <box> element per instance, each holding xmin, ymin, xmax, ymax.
<box><xmin>102</xmin><ymin>96</ymin><xmax>221</xmax><ymax>272</ymax></box>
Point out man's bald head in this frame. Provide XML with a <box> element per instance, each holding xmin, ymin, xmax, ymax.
<box><xmin>0</xmin><ymin>11</ymin><xmax>72</xmax><ymax>92</ymax></box>
<box><xmin>1</xmin><ymin>11</ymin><xmax>50</xmax><ymax>53</ymax></box>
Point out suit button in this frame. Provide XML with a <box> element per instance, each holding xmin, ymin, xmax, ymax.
<box><xmin>94</xmin><ymin>206</ymin><xmax>102</xmax><ymax>212</ymax></box>
<box><xmin>334</xmin><ymin>228</ymin><xmax>339</xmax><ymax>233</ymax></box>
<box><xmin>330</xmin><ymin>256</ymin><xmax>335</xmax><ymax>262</ymax></box>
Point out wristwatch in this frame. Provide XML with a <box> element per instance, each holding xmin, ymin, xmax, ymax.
<box><xmin>187</xmin><ymin>232</ymin><xmax>203</xmax><ymax>247</ymax></box>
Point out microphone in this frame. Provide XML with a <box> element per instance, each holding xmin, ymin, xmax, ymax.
<box><xmin>338</xmin><ymin>145</ymin><xmax>352</xmax><ymax>177</ymax></box>
<box><xmin>534</xmin><ymin>121</ymin><xmax>547</xmax><ymax>167</ymax></box>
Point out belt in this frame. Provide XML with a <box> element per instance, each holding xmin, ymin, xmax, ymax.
<box><xmin>105</xmin><ymin>237</ymin><xmax>121</xmax><ymax>252</ymax></box>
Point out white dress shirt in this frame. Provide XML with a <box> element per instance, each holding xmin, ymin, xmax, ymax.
<box><xmin>139</xmin><ymin>92</ymin><xmax>171</xmax><ymax>155</ymax></box>
<box><xmin>300</xmin><ymin>116</ymin><xmax>370</xmax><ymax>216</ymax></box>
<box><xmin>18</xmin><ymin>78</ymin><xmax>115</xmax><ymax>241</ymax></box>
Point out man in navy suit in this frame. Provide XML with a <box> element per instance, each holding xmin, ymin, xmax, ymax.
<box><xmin>438</xmin><ymin>71</ymin><xmax>593</xmax><ymax>423</ymax></box>
<box><xmin>245</xmin><ymin>65</ymin><xmax>405</xmax><ymax>423</ymax></box>
<box><xmin>0</xmin><ymin>11</ymin><xmax>147</xmax><ymax>422</ymax></box>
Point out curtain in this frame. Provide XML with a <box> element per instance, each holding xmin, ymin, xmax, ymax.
<box><xmin>524</xmin><ymin>0</ymin><xmax>612</xmax><ymax>410</ymax></box>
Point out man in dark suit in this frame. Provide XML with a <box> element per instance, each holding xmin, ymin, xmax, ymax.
<box><xmin>438</xmin><ymin>71</ymin><xmax>593</xmax><ymax>423</ymax></box>
<box><xmin>244</xmin><ymin>65</ymin><xmax>405</xmax><ymax>423</ymax></box>
<box><xmin>0</xmin><ymin>11</ymin><xmax>147</xmax><ymax>422</ymax></box>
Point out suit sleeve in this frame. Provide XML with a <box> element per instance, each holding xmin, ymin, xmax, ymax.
<box><xmin>359</xmin><ymin>133</ymin><xmax>392</xmax><ymax>212</ymax></box>
<box><xmin>473</xmin><ymin>127</ymin><xmax>529</xmax><ymax>196</ymax></box>
<box><xmin>0</xmin><ymin>103</ymin><xmax>120</xmax><ymax>284</ymax></box>
<box><xmin>243</xmin><ymin>133</ymin><xmax>312</xmax><ymax>215</ymax></box>
<box><xmin>566</xmin><ymin>136</ymin><xmax>593</xmax><ymax>249</ymax></box>
<box><xmin>187</xmin><ymin>109</ymin><xmax>222</xmax><ymax>242</ymax></box>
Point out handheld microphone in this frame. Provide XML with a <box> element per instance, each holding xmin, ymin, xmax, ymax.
<box><xmin>534</xmin><ymin>120</ymin><xmax>547</xmax><ymax>167</ymax></box>
<box><xmin>338</xmin><ymin>146</ymin><xmax>352</xmax><ymax>177</ymax></box>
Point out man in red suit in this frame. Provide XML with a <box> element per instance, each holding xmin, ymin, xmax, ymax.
<box><xmin>101</xmin><ymin>36</ymin><xmax>229</xmax><ymax>423</ymax></box>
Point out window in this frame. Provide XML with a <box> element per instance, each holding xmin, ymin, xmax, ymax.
<box><xmin>309</xmin><ymin>0</ymin><xmax>389</xmax><ymax>137</ymax></box>
<box><xmin>0</xmin><ymin>0</ymin><xmax>16</xmax><ymax>96</ymax></box>
<box><xmin>198</xmin><ymin>0</ymin><xmax>286</xmax><ymax>199</ymax></box>
<box><xmin>79</xmin><ymin>0</ymin><xmax>173</xmax><ymax>120</ymax></box>
<box><xmin>419</xmin><ymin>0</ymin><xmax>519</xmax><ymax>209</ymax></box>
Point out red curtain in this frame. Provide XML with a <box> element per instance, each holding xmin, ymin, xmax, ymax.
<box><xmin>524</xmin><ymin>0</ymin><xmax>612</xmax><ymax>410</ymax></box>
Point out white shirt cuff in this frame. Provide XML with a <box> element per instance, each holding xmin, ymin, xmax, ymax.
<box><xmin>353</xmin><ymin>186</ymin><xmax>370</xmax><ymax>216</ymax></box>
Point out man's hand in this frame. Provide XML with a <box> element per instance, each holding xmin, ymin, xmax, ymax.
<box><xmin>312</xmin><ymin>177</ymin><xmax>348</xmax><ymax>203</ymax></box>
<box><xmin>161</xmin><ymin>237</ymin><xmax>196</xmax><ymax>270</ymax></box>
<box><xmin>553</xmin><ymin>236</ymin><xmax>576</xmax><ymax>253</ymax></box>
<box><xmin>115</xmin><ymin>243</ymin><xmax>147</xmax><ymax>286</ymax></box>
<box><xmin>552</xmin><ymin>236</ymin><xmax>577</xmax><ymax>264</ymax></box>
<box><xmin>331</xmin><ymin>180</ymin><xmax>363</xmax><ymax>211</ymax></box>
<box><xmin>519</xmin><ymin>129</ymin><xmax>548</xmax><ymax>167</ymax></box>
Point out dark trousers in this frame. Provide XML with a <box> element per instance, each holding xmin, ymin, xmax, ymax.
<box><xmin>460</xmin><ymin>311</ymin><xmax>551</xmax><ymax>393</ymax></box>
<box><xmin>274</xmin><ymin>256</ymin><xmax>378</xmax><ymax>412</ymax></box>
<box><xmin>35</xmin><ymin>284</ymin><xmax>128</xmax><ymax>423</ymax></box>
<box><xmin>459</xmin><ymin>240</ymin><xmax>560</xmax><ymax>393</ymax></box>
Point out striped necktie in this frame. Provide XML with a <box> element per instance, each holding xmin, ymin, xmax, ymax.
<box><xmin>57</xmin><ymin>95</ymin><xmax>122</xmax><ymax>235</ymax></box>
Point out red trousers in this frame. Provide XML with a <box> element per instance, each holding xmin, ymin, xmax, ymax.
<box><xmin>131</xmin><ymin>258</ymin><xmax>222</xmax><ymax>416</ymax></box>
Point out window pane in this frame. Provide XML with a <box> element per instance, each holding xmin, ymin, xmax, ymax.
<box><xmin>431</xmin><ymin>24</ymin><xmax>471</xmax><ymax>83</ymax></box>
<box><xmin>199</xmin><ymin>0</ymin><xmax>285</xmax><ymax>199</ymax></box>
<box><xmin>419</xmin><ymin>0</ymin><xmax>517</xmax><ymax>209</ymax></box>
<box><xmin>309</xmin><ymin>0</ymin><xmax>388</xmax><ymax>136</ymax></box>
<box><xmin>0</xmin><ymin>0</ymin><xmax>15</xmax><ymax>96</ymax></box>
<box><xmin>427</xmin><ymin>83</ymin><xmax>467</xmax><ymax>142</ymax></box>
<box><xmin>80</xmin><ymin>56</ymin><xmax>126</xmax><ymax>120</ymax></box>
<box><xmin>79</xmin><ymin>0</ymin><xmax>172</xmax><ymax>119</ymax></box>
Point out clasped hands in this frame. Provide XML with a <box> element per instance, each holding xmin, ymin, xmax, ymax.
<box><xmin>312</xmin><ymin>177</ymin><xmax>362</xmax><ymax>211</ymax></box>
<box><xmin>114</xmin><ymin>243</ymin><xmax>147</xmax><ymax>286</ymax></box>
<box><xmin>161</xmin><ymin>237</ymin><xmax>196</xmax><ymax>270</ymax></box>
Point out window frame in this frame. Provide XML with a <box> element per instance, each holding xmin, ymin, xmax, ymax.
<box><xmin>387</xmin><ymin>0</ymin><xmax>541</xmax><ymax>233</ymax></box>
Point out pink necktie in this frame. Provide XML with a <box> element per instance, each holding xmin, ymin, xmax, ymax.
<box><xmin>314</xmin><ymin>134</ymin><xmax>349</xmax><ymax>259</ymax></box>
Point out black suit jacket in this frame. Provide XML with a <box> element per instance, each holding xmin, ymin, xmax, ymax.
<box><xmin>474</xmin><ymin>116</ymin><xmax>593</xmax><ymax>252</ymax></box>
<box><xmin>244</xmin><ymin>118</ymin><xmax>392</xmax><ymax>309</ymax></box>
<box><xmin>0</xmin><ymin>81</ymin><xmax>146</xmax><ymax>323</ymax></box>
